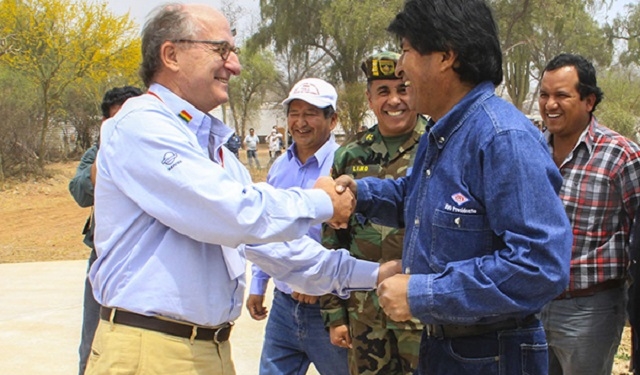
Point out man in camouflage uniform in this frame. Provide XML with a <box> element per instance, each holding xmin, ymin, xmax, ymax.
<box><xmin>320</xmin><ymin>51</ymin><xmax>426</xmax><ymax>375</ymax></box>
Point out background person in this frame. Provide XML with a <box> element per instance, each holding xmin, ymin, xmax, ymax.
<box><xmin>244</xmin><ymin>127</ymin><xmax>261</xmax><ymax>169</ymax></box>
<box><xmin>266</xmin><ymin>127</ymin><xmax>283</xmax><ymax>168</ymax></box>
<box><xmin>538</xmin><ymin>53</ymin><xmax>640</xmax><ymax>375</ymax></box>
<box><xmin>335</xmin><ymin>0</ymin><xmax>573</xmax><ymax>373</ymax></box>
<box><xmin>320</xmin><ymin>51</ymin><xmax>425</xmax><ymax>375</ymax></box>
<box><xmin>68</xmin><ymin>85</ymin><xmax>143</xmax><ymax>375</ymax></box>
<box><xmin>225</xmin><ymin>132</ymin><xmax>241</xmax><ymax>158</ymax></box>
<box><xmin>247</xmin><ymin>78</ymin><xmax>349</xmax><ymax>375</ymax></box>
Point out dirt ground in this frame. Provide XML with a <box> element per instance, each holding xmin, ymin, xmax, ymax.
<box><xmin>0</xmin><ymin>158</ymin><xmax>633</xmax><ymax>374</ymax></box>
<box><xmin>0</xmin><ymin>149</ymin><xmax>270</xmax><ymax>264</ymax></box>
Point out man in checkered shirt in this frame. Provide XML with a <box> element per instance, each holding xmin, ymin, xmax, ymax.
<box><xmin>539</xmin><ymin>53</ymin><xmax>640</xmax><ymax>375</ymax></box>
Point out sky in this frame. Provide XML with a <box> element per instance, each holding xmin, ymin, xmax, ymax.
<box><xmin>100</xmin><ymin>0</ymin><xmax>261</xmax><ymax>40</ymax></box>
<box><xmin>100</xmin><ymin>0</ymin><xmax>635</xmax><ymax>38</ymax></box>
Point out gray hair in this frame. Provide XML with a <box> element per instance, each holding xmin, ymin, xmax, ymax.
<box><xmin>138</xmin><ymin>3</ymin><xmax>201</xmax><ymax>87</ymax></box>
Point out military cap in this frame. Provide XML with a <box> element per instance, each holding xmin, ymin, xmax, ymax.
<box><xmin>361</xmin><ymin>51</ymin><xmax>401</xmax><ymax>81</ymax></box>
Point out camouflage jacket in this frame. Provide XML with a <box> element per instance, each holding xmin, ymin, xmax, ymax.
<box><xmin>320</xmin><ymin>116</ymin><xmax>427</xmax><ymax>330</ymax></box>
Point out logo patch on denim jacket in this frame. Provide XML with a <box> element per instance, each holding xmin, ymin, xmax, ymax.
<box><xmin>451</xmin><ymin>192</ymin><xmax>469</xmax><ymax>206</ymax></box>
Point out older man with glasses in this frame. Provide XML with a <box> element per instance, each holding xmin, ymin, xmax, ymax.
<box><xmin>84</xmin><ymin>3</ymin><xmax>401</xmax><ymax>375</ymax></box>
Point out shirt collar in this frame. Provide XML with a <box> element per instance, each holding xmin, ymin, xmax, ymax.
<box><xmin>149</xmin><ymin>84</ymin><xmax>207</xmax><ymax>129</ymax></box>
<box><xmin>429</xmin><ymin>81</ymin><xmax>495</xmax><ymax>149</ymax></box>
<box><xmin>545</xmin><ymin>115</ymin><xmax>596</xmax><ymax>156</ymax></box>
<box><xmin>286</xmin><ymin>133</ymin><xmax>337</xmax><ymax>167</ymax></box>
<box><xmin>582</xmin><ymin>116</ymin><xmax>598</xmax><ymax>154</ymax></box>
<box><xmin>148</xmin><ymin>83</ymin><xmax>233</xmax><ymax>150</ymax></box>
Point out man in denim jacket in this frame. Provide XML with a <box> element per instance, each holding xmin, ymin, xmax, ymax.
<box><xmin>335</xmin><ymin>0</ymin><xmax>572</xmax><ymax>374</ymax></box>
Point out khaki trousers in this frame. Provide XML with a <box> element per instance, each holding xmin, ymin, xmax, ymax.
<box><xmin>85</xmin><ymin>319</ymin><xmax>235</xmax><ymax>375</ymax></box>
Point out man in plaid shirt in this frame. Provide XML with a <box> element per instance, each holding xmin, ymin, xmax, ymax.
<box><xmin>539</xmin><ymin>53</ymin><xmax>640</xmax><ymax>375</ymax></box>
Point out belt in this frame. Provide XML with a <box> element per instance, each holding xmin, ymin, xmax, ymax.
<box><xmin>424</xmin><ymin>314</ymin><xmax>537</xmax><ymax>339</ymax></box>
<box><xmin>100</xmin><ymin>307</ymin><xmax>233</xmax><ymax>343</ymax></box>
<box><xmin>554</xmin><ymin>279</ymin><xmax>625</xmax><ymax>300</ymax></box>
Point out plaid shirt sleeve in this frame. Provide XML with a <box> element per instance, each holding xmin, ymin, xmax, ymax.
<box><xmin>557</xmin><ymin>118</ymin><xmax>640</xmax><ymax>290</ymax></box>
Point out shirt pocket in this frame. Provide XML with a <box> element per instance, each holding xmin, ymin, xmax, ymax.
<box><xmin>429</xmin><ymin>209</ymin><xmax>492</xmax><ymax>272</ymax></box>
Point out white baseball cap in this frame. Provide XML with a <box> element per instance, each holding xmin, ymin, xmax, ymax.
<box><xmin>282</xmin><ymin>78</ymin><xmax>337</xmax><ymax>111</ymax></box>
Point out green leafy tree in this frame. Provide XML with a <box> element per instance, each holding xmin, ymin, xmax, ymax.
<box><xmin>491</xmin><ymin>0</ymin><xmax>612</xmax><ymax>112</ymax></box>
<box><xmin>0</xmin><ymin>0</ymin><xmax>140</xmax><ymax>169</ymax></box>
<box><xmin>228</xmin><ymin>46</ymin><xmax>279</xmax><ymax>139</ymax></box>
<box><xmin>607</xmin><ymin>2</ymin><xmax>640</xmax><ymax>66</ymax></box>
<box><xmin>270</xmin><ymin>43</ymin><xmax>329</xmax><ymax>101</ymax></box>
<box><xmin>255</xmin><ymin>0</ymin><xmax>403</xmax><ymax>135</ymax></box>
<box><xmin>597</xmin><ymin>65</ymin><xmax>640</xmax><ymax>140</ymax></box>
<box><xmin>61</xmin><ymin>64</ymin><xmax>143</xmax><ymax>156</ymax></box>
<box><xmin>0</xmin><ymin>66</ymin><xmax>40</xmax><ymax>181</ymax></box>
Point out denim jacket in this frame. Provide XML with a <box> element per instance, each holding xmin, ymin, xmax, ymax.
<box><xmin>356</xmin><ymin>81</ymin><xmax>572</xmax><ymax>325</ymax></box>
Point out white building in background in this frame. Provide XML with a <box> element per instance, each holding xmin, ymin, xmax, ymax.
<box><xmin>211</xmin><ymin>103</ymin><xmax>285</xmax><ymax>142</ymax></box>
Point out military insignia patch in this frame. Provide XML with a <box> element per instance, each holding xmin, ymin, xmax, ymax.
<box><xmin>379</xmin><ymin>60</ymin><xmax>395</xmax><ymax>76</ymax></box>
<box><xmin>361</xmin><ymin>51</ymin><xmax>400</xmax><ymax>81</ymax></box>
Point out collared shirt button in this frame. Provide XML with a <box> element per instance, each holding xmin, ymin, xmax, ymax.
<box><xmin>405</xmin><ymin>267</ymin><xmax>411</xmax><ymax>274</ymax></box>
<box><xmin>438</xmin><ymin>137</ymin><xmax>445</xmax><ymax>143</ymax></box>
<box><xmin>414</xmin><ymin>218</ymin><xmax>420</xmax><ymax>226</ymax></box>
<box><xmin>426</xmin><ymin>169</ymin><xmax>431</xmax><ymax>176</ymax></box>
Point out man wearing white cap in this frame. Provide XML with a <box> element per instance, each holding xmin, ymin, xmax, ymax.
<box><xmin>246</xmin><ymin>78</ymin><xmax>349</xmax><ymax>375</ymax></box>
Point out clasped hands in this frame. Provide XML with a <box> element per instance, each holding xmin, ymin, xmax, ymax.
<box><xmin>314</xmin><ymin>175</ymin><xmax>414</xmax><ymax>322</ymax></box>
<box><xmin>331</xmin><ymin>267</ymin><xmax>414</xmax><ymax>348</ymax></box>
<box><xmin>312</xmin><ymin>175</ymin><xmax>357</xmax><ymax>229</ymax></box>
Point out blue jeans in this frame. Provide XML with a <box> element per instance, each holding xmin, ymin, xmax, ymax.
<box><xmin>416</xmin><ymin>319</ymin><xmax>548</xmax><ymax>375</ymax></box>
<box><xmin>259</xmin><ymin>289</ymin><xmax>349</xmax><ymax>375</ymax></box>
<box><xmin>246</xmin><ymin>149</ymin><xmax>260</xmax><ymax>168</ymax></box>
<box><xmin>540</xmin><ymin>286</ymin><xmax>626</xmax><ymax>375</ymax></box>
<box><xmin>79</xmin><ymin>248</ymin><xmax>100</xmax><ymax>375</ymax></box>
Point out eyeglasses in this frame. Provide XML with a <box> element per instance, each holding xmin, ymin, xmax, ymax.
<box><xmin>171</xmin><ymin>39</ymin><xmax>240</xmax><ymax>61</ymax></box>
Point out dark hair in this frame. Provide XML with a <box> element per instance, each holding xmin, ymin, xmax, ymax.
<box><xmin>387</xmin><ymin>0</ymin><xmax>503</xmax><ymax>86</ymax></box>
<box><xmin>101</xmin><ymin>86</ymin><xmax>144</xmax><ymax>118</ymax></box>
<box><xmin>139</xmin><ymin>3</ymin><xmax>201</xmax><ymax>87</ymax></box>
<box><xmin>543</xmin><ymin>53</ymin><xmax>603</xmax><ymax>113</ymax></box>
<box><xmin>322</xmin><ymin>106</ymin><xmax>336</xmax><ymax>119</ymax></box>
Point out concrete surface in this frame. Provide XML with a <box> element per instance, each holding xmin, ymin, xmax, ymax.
<box><xmin>0</xmin><ymin>260</ymin><xmax>319</xmax><ymax>375</ymax></box>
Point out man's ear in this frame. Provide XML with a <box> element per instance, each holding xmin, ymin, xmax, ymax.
<box><xmin>441</xmin><ymin>50</ymin><xmax>458</xmax><ymax>71</ymax></box>
<box><xmin>330</xmin><ymin>113</ymin><xmax>339</xmax><ymax>131</ymax></box>
<box><xmin>366</xmin><ymin>88</ymin><xmax>374</xmax><ymax>110</ymax></box>
<box><xmin>584</xmin><ymin>93</ymin><xmax>596</xmax><ymax>113</ymax></box>
<box><xmin>160</xmin><ymin>41</ymin><xmax>180</xmax><ymax>72</ymax></box>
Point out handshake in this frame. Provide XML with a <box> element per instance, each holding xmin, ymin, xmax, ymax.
<box><xmin>313</xmin><ymin>175</ymin><xmax>410</xmax><ymax>320</ymax></box>
<box><xmin>312</xmin><ymin>175</ymin><xmax>358</xmax><ymax>229</ymax></box>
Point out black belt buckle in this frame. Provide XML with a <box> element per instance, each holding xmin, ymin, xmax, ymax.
<box><xmin>213</xmin><ymin>322</ymin><xmax>233</xmax><ymax>344</ymax></box>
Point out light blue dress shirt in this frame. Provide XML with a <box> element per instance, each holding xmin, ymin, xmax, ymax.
<box><xmin>249</xmin><ymin>136</ymin><xmax>339</xmax><ymax>296</ymax></box>
<box><xmin>90</xmin><ymin>84</ymin><xmax>378</xmax><ymax>327</ymax></box>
